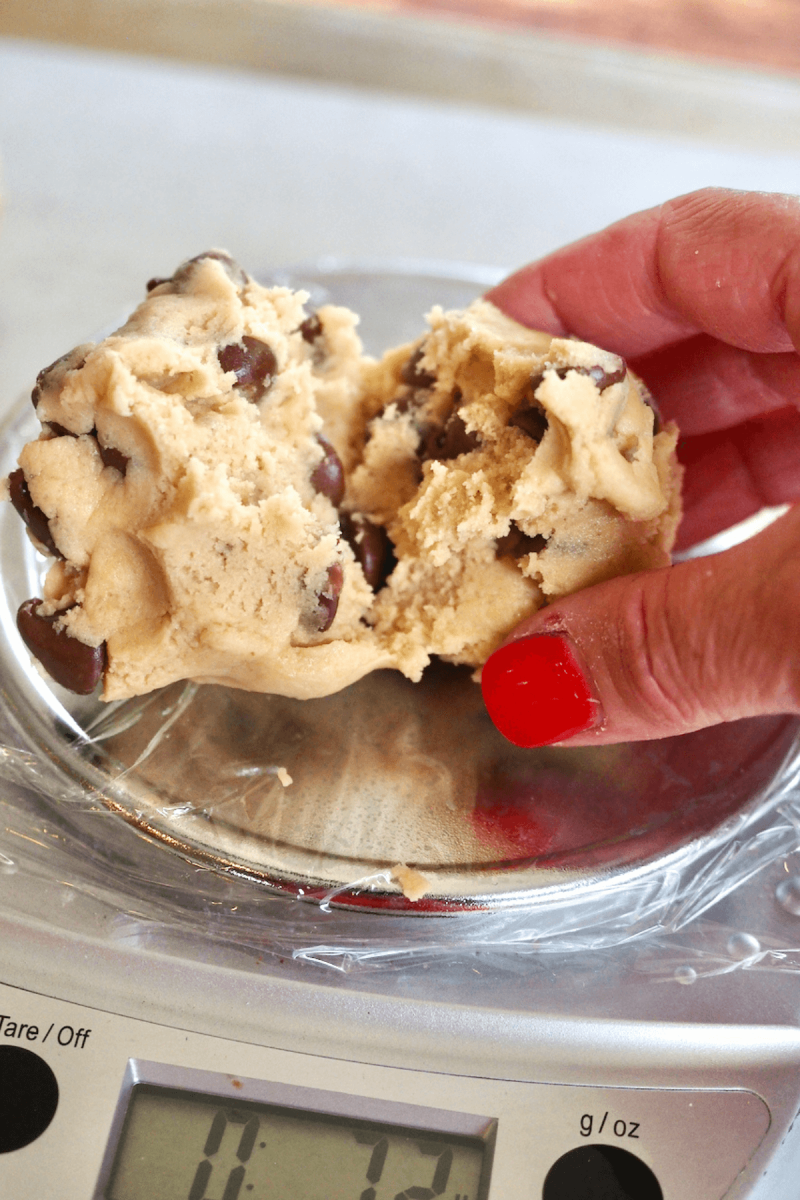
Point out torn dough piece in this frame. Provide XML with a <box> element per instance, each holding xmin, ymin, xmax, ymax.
<box><xmin>391</xmin><ymin>863</ymin><xmax>431</xmax><ymax>902</ymax></box>
<box><xmin>7</xmin><ymin>254</ymin><xmax>681</xmax><ymax>701</ymax></box>
<box><xmin>350</xmin><ymin>299</ymin><xmax>681</xmax><ymax>676</ymax></box>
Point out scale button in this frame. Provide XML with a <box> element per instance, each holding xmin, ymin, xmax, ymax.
<box><xmin>0</xmin><ymin>1046</ymin><xmax>59</xmax><ymax>1153</ymax></box>
<box><xmin>542</xmin><ymin>1144</ymin><xmax>662</xmax><ymax>1199</ymax></box>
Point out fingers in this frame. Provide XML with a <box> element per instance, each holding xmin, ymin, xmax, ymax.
<box><xmin>482</xmin><ymin>506</ymin><xmax>800</xmax><ymax>747</ymax></box>
<box><xmin>486</xmin><ymin>187</ymin><xmax>800</xmax><ymax>359</ymax></box>
<box><xmin>481</xmin><ymin>187</ymin><xmax>800</xmax><ymax>746</ymax></box>
<box><xmin>633</xmin><ymin>337</ymin><xmax>800</xmax><ymax>436</ymax></box>
<box><xmin>636</xmin><ymin>339</ymin><xmax>800</xmax><ymax>531</ymax></box>
<box><xmin>677</xmin><ymin>408</ymin><xmax>800</xmax><ymax>548</ymax></box>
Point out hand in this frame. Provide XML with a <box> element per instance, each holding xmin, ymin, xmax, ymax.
<box><xmin>481</xmin><ymin>188</ymin><xmax>800</xmax><ymax>747</ymax></box>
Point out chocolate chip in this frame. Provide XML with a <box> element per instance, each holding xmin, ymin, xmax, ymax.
<box><xmin>530</xmin><ymin>360</ymin><xmax>628</xmax><ymax>395</ymax></box>
<box><xmin>397</xmin><ymin>375</ymin><xmax>451</xmax><ymax>422</ymax></box>
<box><xmin>340</xmin><ymin>514</ymin><xmax>396</xmax><ymax>591</ymax></box>
<box><xmin>496</xmin><ymin>525</ymin><xmax>548</xmax><ymax>558</ymax></box>
<box><xmin>394</xmin><ymin>392</ymin><xmax>424</xmax><ymax>418</ymax></box>
<box><xmin>310</xmin><ymin>436</ymin><xmax>345</xmax><ymax>506</ymax></box>
<box><xmin>298</xmin><ymin>313</ymin><xmax>329</xmax><ymax>367</ymax></box>
<box><xmin>44</xmin><ymin>422</ymin><xmax>76</xmax><ymax>439</ymax></box>
<box><xmin>155</xmin><ymin>251</ymin><xmax>249</xmax><ymax>294</ymax></box>
<box><xmin>421</xmin><ymin>410</ymin><xmax>481</xmax><ymax>462</ymax></box>
<box><xmin>97</xmin><ymin>441</ymin><xmax>129</xmax><ymax>475</ymax></box>
<box><xmin>181</xmin><ymin>251</ymin><xmax>248</xmax><ymax>288</ymax></box>
<box><xmin>190</xmin><ymin>250</ymin><xmax>248</xmax><ymax>282</ymax></box>
<box><xmin>528</xmin><ymin>369</ymin><xmax>550</xmax><ymax>394</ymax></box>
<box><xmin>512</xmin><ymin>361</ymin><xmax>628</xmax><ymax>442</ymax></box>
<box><xmin>315</xmin><ymin>563</ymin><xmax>343</xmax><ymax>632</ymax></box>
<box><xmin>299</xmin><ymin>313</ymin><xmax>324</xmax><ymax>344</ymax></box>
<box><xmin>638</xmin><ymin>380</ymin><xmax>662</xmax><ymax>434</ymax></box>
<box><xmin>509</xmin><ymin>399</ymin><xmax>549</xmax><ymax>444</ymax></box>
<box><xmin>218</xmin><ymin>336</ymin><xmax>277</xmax><ymax>402</ymax></box>
<box><xmin>583</xmin><ymin>362</ymin><xmax>628</xmax><ymax>390</ymax></box>
<box><xmin>528</xmin><ymin>359</ymin><xmax>661</xmax><ymax>436</ymax></box>
<box><xmin>16</xmin><ymin>599</ymin><xmax>106</xmax><ymax>695</ymax></box>
<box><xmin>38</xmin><ymin>426</ymin><xmax>128</xmax><ymax>475</ymax></box>
<box><xmin>31</xmin><ymin>349</ymin><xmax>87</xmax><ymax>409</ymax></box>
<box><xmin>401</xmin><ymin>344</ymin><xmax>436</xmax><ymax>389</ymax></box>
<box><xmin>8</xmin><ymin>469</ymin><xmax>62</xmax><ymax>558</ymax></box>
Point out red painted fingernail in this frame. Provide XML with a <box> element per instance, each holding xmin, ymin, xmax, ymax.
<box><xmin>481</xmin><ymin>633</ymin><xmax>597</xmax><ymax>748</ymax></box>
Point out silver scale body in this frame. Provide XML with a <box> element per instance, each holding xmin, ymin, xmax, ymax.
<box><xmin>2</xmin><ymin>821</ymin><xmax>800</xmax><ymax>1198</ymax></box>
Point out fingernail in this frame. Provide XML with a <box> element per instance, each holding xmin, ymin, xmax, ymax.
<box><xmin>481</xmin><ymin>633</ymin><xmax>598</xmax><ymax>748</ymax></box>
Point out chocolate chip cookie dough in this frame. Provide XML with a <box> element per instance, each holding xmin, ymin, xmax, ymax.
<box><xmin>7</xmin><ymin>252</ymin><xmax>394</xmax><ymax>699</ymax></box>
<box><xmin>353</xmin><ymin>300</ymin><xmax>681</xmax><ymax>678</ymax></box>
<box><xmin>6</xmin><ymin>254</ymin><xmax>681</xmax><ymax>700</ymax></box>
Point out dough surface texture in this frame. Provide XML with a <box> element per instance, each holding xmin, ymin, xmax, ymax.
<box><xmin>353</xmin><ymin>300</ymin><xmax>681</xmax><ymax>678</ymax></box>
<box><xmin>7</xmin><ymin>255</ymin><xmax>681</xmax><ymax>700</ymax></box>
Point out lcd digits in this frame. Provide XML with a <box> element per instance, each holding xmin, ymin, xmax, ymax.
<box><xmin>188</xmin><ymin>1108</ymin><xmax>258</xmax><ymax>1200</ymax></box>
<box><xmin>355</xmin><ymin>1131</ymin><xmax>389</xmax><ymax>1200</ymax></box>
<box><xmin>105</xmin><ymin>1082</ymin><xmax>488</xmax><ymax>1200</ymax></box>
<box><xmin>354</xmin><ymin>1129</ymin><xmax>453</xmax><ymax>1200</ymax></box>
<box><xmin>187</xmin><ymin>1108</ymin><xmax>456</xmax><ymax>1200</ymax></box>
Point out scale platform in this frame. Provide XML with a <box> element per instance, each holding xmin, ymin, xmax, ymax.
<box><xmin>0</xmin><ymin>265</ymin><xmax>797</xmax><ymax>916</ymax></box>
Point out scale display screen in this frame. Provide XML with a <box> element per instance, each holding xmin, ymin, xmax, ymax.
<box><xmin>103</xmin><ymin>1082</ymin><xmax>493</xmax><ymax>1200</ymax></box>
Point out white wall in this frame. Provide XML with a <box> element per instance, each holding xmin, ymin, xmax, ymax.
<box><xmin>2</xmin><ymin>36</ymin><xmax>800</xmax><ymax>410</ymax></box>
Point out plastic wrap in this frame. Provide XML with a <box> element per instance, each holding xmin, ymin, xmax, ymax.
<box><xmin>1</xmin><ymin>703</ymin><xmax>800</xmax><ymax>980</ymax></box>
<box><xmin>2</xmin><ymin>263</ymin><xmax>800</xmax><ymax>982</ymax></box>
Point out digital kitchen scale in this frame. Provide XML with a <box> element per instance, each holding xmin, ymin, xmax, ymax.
<box><xmin>2</xmin><ymin>267</ymin><xmax>800</xmax><ymax>1200</ymax></box>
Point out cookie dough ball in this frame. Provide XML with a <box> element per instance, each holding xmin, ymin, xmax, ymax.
<box><xmin>7</xmin><ymin>260</ymin><xmax>681</xmax><ymax>702</ymax></box>
<box><xmin>347</xmin><ymin>300</ymin><xmax>681</xmax><ymax>677</ymax></box>
<box><xmin>9</xmin><ymin>252</ymin><xmax>394</xmax><ymax>700</ymax></box>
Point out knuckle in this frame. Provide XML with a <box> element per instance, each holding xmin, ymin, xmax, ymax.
<box><xmin>613</xmin><ymin>569</ymin><xmax>721</xmax><ymax>730</ymax></box>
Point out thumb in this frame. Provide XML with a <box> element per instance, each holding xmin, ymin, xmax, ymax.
<box><xmin>481</xmin><ymin>506</ymin><xmax>800</xmax><ymax>746</ymax></box>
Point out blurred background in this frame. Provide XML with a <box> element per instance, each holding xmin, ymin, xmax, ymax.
<box><xmin>326</xmin><ymin>0</ymin><xmax>800</xmax><ymax>74</ymax></box>
<box><xmin>1</xmin><ymin>0</ymin><xmax>800</xmax><ymax>409</ymax></box>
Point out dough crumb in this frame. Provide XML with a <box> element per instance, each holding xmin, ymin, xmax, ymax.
<box><xmin>276</xmin><ymin>767</ymin><xmax>293</xmax><ymax>788</ymax></box>
<box><xmin>391</xmin><ymin>862</ymin><xmax>431</xmax><ymax>902</ymax></box>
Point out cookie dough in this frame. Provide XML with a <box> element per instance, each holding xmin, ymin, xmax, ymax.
<box><xmin>8</xmin><ymin>252</ymin><xmax>394</xmax><ymax>699</ymax></box>
<box><xmin>352</xmin><ymin>300</ymin><xmax>681</xmax><ymax>678</ymax></box>
<box><xmin>6</xmin><ymin>253</ymin><xmax>681</xmax><ymax>700</ymax></box>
